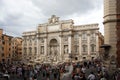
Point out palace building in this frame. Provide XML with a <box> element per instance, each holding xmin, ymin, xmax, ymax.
<box><xmin>22</xmin><ymin>15</ymin><xmax>103</xmax><ymax>64</ymax></box>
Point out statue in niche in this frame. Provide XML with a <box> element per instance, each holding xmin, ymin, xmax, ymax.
<box><xmin>64</xmin><ymin>46</ymin><xmax>68</xmax><ymax>54</ymax></box>
<box><xmin>51</xmin><ymin>46</ymin><xmax>54</xmax><ymax>55</ymax></box>
<box><xmin>52</xmin><ymin>16</ymin><xmax>56</xmax><ymax>23</ymax></box>
<box><xmin>54</xmin><ymin>46</ymin><xmax>58</xmax><ymax>56</ymax></box>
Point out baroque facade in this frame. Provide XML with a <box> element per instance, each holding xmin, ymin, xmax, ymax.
<box><xmin>22</xmin><ymin>15</ymin><xmax>103</xmax><ymax>63</ymax></box>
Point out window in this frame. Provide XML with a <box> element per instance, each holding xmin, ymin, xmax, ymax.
<box><xmin>2</xmin><ymin>41</ymin><xmax>5</xmax><ymax>44</ymax></box>
<box><xmin>75</xmin><ymin>45</ymin><xmax>78</xmax><ymax>53</ymax></box>
<box><xmin>91</xmin><ymin>33</ymin><xmax>95</xmax><ymax>40</ymax></box>
<box><xmin>9</xmin><ymin>48</ymin><xmax>11</xmax><ymax>51</ymax></box>
<box><xmin>24</xmin><ymin>39</ymin><xmax>27</xmax><ymax>46</ymax></box>
<box><xmin>9</xmin><ymin>54</ymin><xmax>11</xmax><ymax>57</ymax></box>
<box><xmin>91</xmin><ymin>44</ymin><xmax>96</xmax><ymax>52</ymax></box>
<box><xmin>82</xmin><ymin>33</ymin><xmax>87</xmax><ymax>40</ymax></box>
<box><xmin>29</xmin><ymin>40</ymin><xmax>32</xmax><ymax>46</ymax></box>
<box><xmin>75</xmin><ymin>57</ymin><xmax>78</xmax><ymax>60</ymax></box>
<box><xmin>74</xmin><ymin>34</ymin><xmax>79</xmax><ymax>40</ymax></box>
<box><xmin>1</xmin><ymin>53</ymin><xmax>4</xmax><ymax>57</ymax></box>
<box><xmin>82</xmin><ymin>45</ymin><xmax>87</xmax><ymax>52</ymax></box>
<box><xmin>2</xmin><ymin>59</ymin><xmax>5</xmax><ymax>62</ymax></box>
<box><xmin>74</xmin><ymin>34</ymin><xmax>79</xmax><ymax>44</ymax></box>
<box><xmin>2</xmin><ymin>47</ymin><xmax>4</xmax><ymax>50</ymax></box>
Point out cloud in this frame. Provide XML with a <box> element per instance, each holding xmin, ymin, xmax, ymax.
<box><xmin>31</xmin><ymin>0</ymin><xmax>102</xmax><ymax>17</ymax></box>
<box><xmin>0</xmin><ymin>0</ymin><xmax>103</xmax><ymax>37</ymax></box>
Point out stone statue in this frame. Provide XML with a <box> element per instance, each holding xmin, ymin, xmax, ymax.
<box><xmin>48</xmin><ymin>15</ymin><xmax>59</xmax><ymax>24</ymax></box>
<box><xmin>54</xmin><ymin>47</ymin><xmax>57</xmax><ymax>56</ymax></box>
<box><xmin>51</xmin><ymin>46</ymin><xmax>54</xmax><ymax>55</ymax></box>
<box><xmin>103</xmin><ymin>48</ymin><xmax>110</xmax><ymax>60</ymax></box>
<box><xmin>101</xmin><ymin>44</ymin><xmax>111</xmax><ymax>60</ymax></box>
<box><xmin>65</xmin><ymin>46</ymin><xmax>68</xmax><ymax>54</ymax></box>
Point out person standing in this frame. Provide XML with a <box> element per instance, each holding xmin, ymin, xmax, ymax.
<box><xmin>87</xmin><ymin>72</ymin><xmax>96</xmax><ymax>80</ymax></box>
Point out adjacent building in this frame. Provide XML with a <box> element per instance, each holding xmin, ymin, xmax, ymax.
<box><xmin>103</xmin><ymin>0</ymin><xmax>120</xmax><ymax>67</ymax></box>
<box><xmin>0</xmin><ymin>29</ymin><xmax>13</xmax><ymax>63</ymax></box>
<box><xmin>11</xmin><ymin>37</ymin><xmax>22</xmax><ymax>62</ymax></box>
<box><xmin>0</xmin><ymin>29</ymin><xmax>22</xmax><ymax>63</ymax></box>
<box><xmin>22</xmin><ymin>15</ymin><xmax>104</xmax><ymax>64</ymax></box>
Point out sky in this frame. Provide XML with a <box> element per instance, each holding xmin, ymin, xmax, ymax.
<box><xmin>0</xmin><ymin>0</ymin><xmax>104</xmax><ymax>37</ymax></box>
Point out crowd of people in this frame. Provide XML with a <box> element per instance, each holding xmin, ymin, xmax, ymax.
<box><xmin>0</xmin><ymin>59</ymin><xmax>120</xmax><ymax>80</ymax></box>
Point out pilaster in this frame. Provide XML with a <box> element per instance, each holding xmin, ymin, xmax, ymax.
<box><xmin>59</xmin><ymin>34</ymin><xmax>63</xmax><ymax>61</ymax></box>
<box><xmin>95</xmin><ymin>32</ymin><xmax>99</xmax><ymax>57</ymax></box>
<box><xmin>79</xmin><ymin>33</ymin><xmax>82</xmax><ymax>56</ymax></box>
<box><xmin>68</xmin><ymin>34</ymin><xmax>73</xmax><ymax>54</ymax></box>
<box><xmin>44</xmin><ymin>37</ymin><xmax>47</xmax><ymax>56</ymax></box>
<box><xmin>87</xmin><ymin>32</ymin><xmax>90</xmax><ymax>55</ymax></box>
<box><xmin>37</xmin><ymin>37</ymin><xmax>40</xmax><ymax>57</ymax></box>
<box><xmin>32</xmin><ymin>38</ymin><xmax>34</xmax><ymax>57</ymax></box>
<box><xmin>27</xmin><ymin>40</ymin><xmax>29</xmax><ymax>56</ymax></box>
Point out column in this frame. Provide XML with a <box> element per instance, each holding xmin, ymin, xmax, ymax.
<box><xmin>37</xmin><ymin>37</ymin><xmax>39</xmax><ymax>57</ymax></box>
<box><xmin>79</xmin><ymin>34</ymin><xmax>82</xmax><ymax>56</ymax></box>
<box><xmin>44</xmin><ymin>37</ymin><xmax>47</xmax><ymax>56</ymax></box>
<box><xmin>68</xmin><ymin>34</ymin><xmax>73</xmax><ymax>54</ymax></box>
<box><xmin>96</xmin><ymin>33</ymin><xmax>99</xmax><ymax>57</ymax></box>
<box><xmin>59</xmin><ymin>35</ymin><xmax>63</xmax><ymax>61</ymax></box>
<box><xmin>31</xmin><ymin>40</ymin><xmax>34</xmax><ymax>60</ymax></box>
<box><xmin>32</xmin><ymin>40</ymin><xmax>35</xmax><ymax>58</ymax></box>
<box><xmin>87</xmin><ymin>33</ymin><xmax>90</xmax><ymax>55</ymax></box>
<box><xmin>27</xmin><ymin>40</ymin><xmax>29</xmax><ymax>56</ymax></box>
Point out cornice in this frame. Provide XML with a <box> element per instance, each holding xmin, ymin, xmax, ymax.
<box><xmin>103</xmin><ymin>19</ymin><xmax>120</xmax><ymax>24</ymax></box>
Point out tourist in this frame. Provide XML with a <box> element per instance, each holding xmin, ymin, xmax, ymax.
<box><xmin>87</xmin><ymin>72</ymin><xmax>96</xmax><ymax>80</ymax></box>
